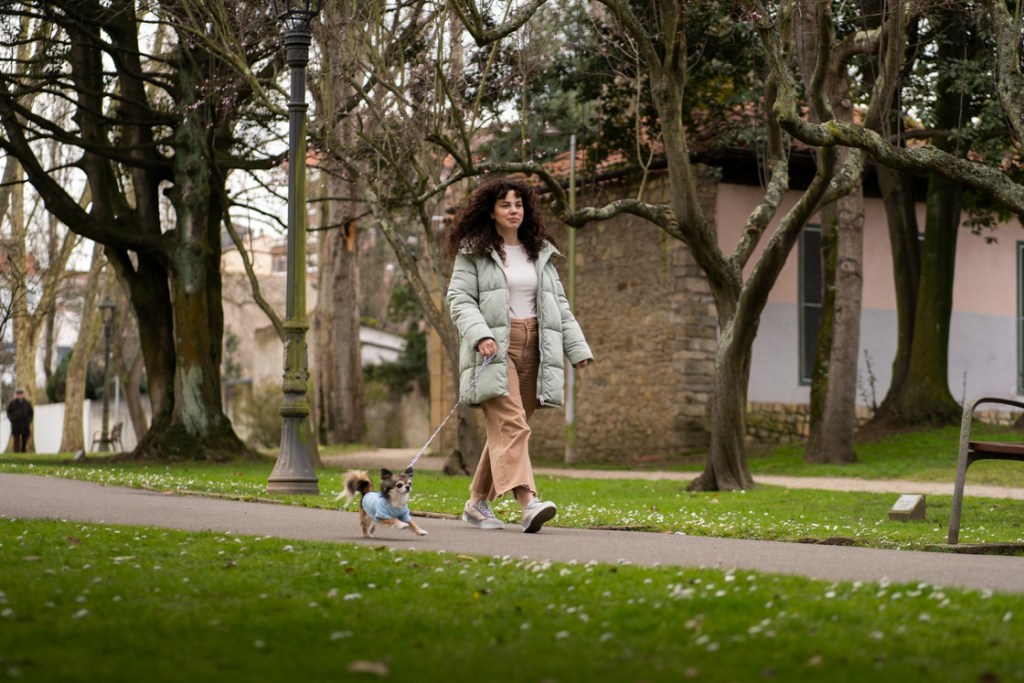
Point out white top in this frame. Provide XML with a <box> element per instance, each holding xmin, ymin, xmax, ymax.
<box><xmin>499</xmin><ymin>244</ymin><xmax>537</xmax><ymax>318</ymax></box>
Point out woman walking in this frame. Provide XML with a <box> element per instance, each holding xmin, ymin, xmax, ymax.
<box><xmin>445</xmin><ymin>176</ymin><xmax>593</xmax><ymax>533</ymax></box>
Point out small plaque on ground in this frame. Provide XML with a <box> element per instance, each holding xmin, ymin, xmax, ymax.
<box><xmin>888</xmin><ymin>494</ymin><xmax>926</xmax><ymax>521</ymax></box>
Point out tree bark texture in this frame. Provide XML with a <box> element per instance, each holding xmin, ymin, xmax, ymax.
<box><xmin>869</xmin><ymin>164</ymin><xmax>920</xmax><ymax>423</ymax></box>
<box><xmin>862</xmin><ymin>170</ymin><xmax>960</xmax><ymax>429</ymax></box>
<box><xmin>793</xmin><ymin>0</ymin><xmax>863</xmax><ymax>465</ymax></box>
<box><xmin>60</xmin><ymin>251</ymin><xmax>107</xmax><ymax>452</ymax></box>
<box><xmin>892</xmin><ymin>174</ymin><xmax>961</xmax><ymax>423</ymax></box>
<box><xmin>807</xmin><ymin>188</ymin><xmax>863</xmax><ymax>463</ymax></box>
<box><xmin>11</xmin><ymin>161</ymin><xmax>35</xmax><ymax>406</ymax></box>
<box><xmin>314</xmin><ymin>166</ymin><xmax>366</xmax><ymax>444</ymax></box>
<box><xmin>688</xmin><ymin>323</ymin><xmax>755</xmax><ymax>491</ymax></box>
<box><xmin>806</xmin><ymin>203</ymin><xmax>838</xmax><ymax>460</ymax></box>
<box><xmin>312</xmin><ymin>1</ymin><xmax>373</xmax><ymax>446</ymax></box>
<box><xmin>123</xmin><ymin>349</ymin><xmax>149</xmax><ymax>444</ymax></box>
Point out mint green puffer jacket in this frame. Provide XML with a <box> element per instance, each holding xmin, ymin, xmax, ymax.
<box><xmin>446</xmin><ymin>242</ymin><xmax>593</xmax><ymax>407</ymax></box>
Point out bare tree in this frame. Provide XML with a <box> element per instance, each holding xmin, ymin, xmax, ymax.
<box><xmin>0</xmin><ymin>1</ymin><xmax>292</xmax><ymax>459</ymax></box>
<box><xmin>423</xmin><ymin>1</ymin><xmax>848</xmax><ymax>489</ymax></box>
<box><xmin>755</xmin><ymin>1</ymin><xmax>1024</xmax><ymax>214</ymax></box>
<box><xmin>310</xmin><ymin>0</ymin><xmax>368</xmax><ymax>446</ymax></box>
<box><xmin>793</xmin><ymin>0</ymin><xmax>872</xmax><ymax>465</ymax></box>
<box><xmin>755</xmin><ymin>1</ymin><xmax>1024</xmax><ymax>431</ymax></box>
<box><xmin>311</xmin><ymin>0</ymin><xmax>497</xmax><ymax>467</ymax></box>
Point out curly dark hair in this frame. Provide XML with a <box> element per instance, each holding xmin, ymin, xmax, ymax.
<box><xmin>445</xmin><ymin>176</ymin><xmax>558</xmax><ymax>262</ymax></box>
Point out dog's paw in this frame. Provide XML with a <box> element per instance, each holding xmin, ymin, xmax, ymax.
<box><xmin>396</xmin><ymin>521</ymin><xmax>409</xmax><ymax>530</ymax></box>
<box><xmin>416</xmin><ymin>528</ymin><xmax>428</xmax><ymax>536</ymax></box>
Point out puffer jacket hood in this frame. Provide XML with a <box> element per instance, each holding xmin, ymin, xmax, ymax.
<box><xmin>446</xmin><ymin>241</ymin><xmax>593</xmax><ymax>407</ymax></box>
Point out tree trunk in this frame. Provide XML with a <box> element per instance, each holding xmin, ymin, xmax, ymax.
<box><xmin>60</xmin><ymin>251</ymin><xmax>106</xmax><ymax>452</ymax></box>
<box><xmin>167</xmin><ymin>172</ymin><xmax>244</xmax><ymax>457</ymax></box>
<box><xmin>868</xmin><ymin>164</ymin><xmax>920</xmax><ymax>423</ymax></box>
<box><xmin>123</xmin><ymin>348</ymin><xmax>149</xmax><ymax>444</ymax></box>
<box><xmin>313</xmin><ymin>3</ymin><xmax>369</xmax><ymax>447</ymax></box>
<box><xmin>444</xmin><ymin>346</ymin><xmax>484</xmax><ymax>475</ymax></box>
<box><xmin>863</xmin><ymin>10</ymin><xmax>965</xmax><ymax>430</ymax></box>
<box><xmin>688</xmin><ymin>322</ymin><xmax>755</xmax><ymax>491</ymax></box>
<box><xmin>109</xmin><ymin>250</ymin><xmax>173</xmax><ymax>437</ymax></box>
<box><xmin>109</xmin><ymin>239</ymin><xmax>245</xmax><ymax>460</ymax></box>
<box><xmin>794</xmin><ymin>0</ymin><xmax>864</xmax><ymax>464</ymax></box>
<box><xmin>10</xmin><ymin>158</ymin><xmax>35</xmax><ymax>402</ymax></box>
<box><xmin>314</xmin><ymin>165</ymin><xmax>365</xmax><ymax>444</ymax></box>
<box><xmin>807</xmin><ymin>186</ymin><xmax>863</xmax><ymax>463</ymax></box>
<box><xmin>807</xmin><ymin>203</ymin><xmax>838</xmax><ymax>458</ymax></box>
<box><xmin>890</xmin><ymin>174</ymin><xmax>961</xmax><ymax>423</ymax></box>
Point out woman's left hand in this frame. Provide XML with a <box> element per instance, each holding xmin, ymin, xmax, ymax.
<box><xmin>574</xmin><ymin>360</ymin><xmax>589</xmax><ymax>371</ymax></box>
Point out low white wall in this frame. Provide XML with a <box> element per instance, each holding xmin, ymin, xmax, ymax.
<box><xmin>1</xmin><ymin>397</ymin><xmax>146</xmax><ymax>454</ymax></box>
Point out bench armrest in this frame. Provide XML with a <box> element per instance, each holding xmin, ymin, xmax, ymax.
<box><xmin>960</xmin><ymin>396</ymin><xmax>1024</xmax><ymax>450</ymax></box>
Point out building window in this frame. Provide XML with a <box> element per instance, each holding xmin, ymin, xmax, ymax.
<box><xmin>1019</xmin><ymin>242</ymin><xmax>1024</xmax><ymax>393</ymax></box>
<box><xmin>799</xmin><ymin>224</ymin><xmax>822</xmax><ymax>386</ymax></box>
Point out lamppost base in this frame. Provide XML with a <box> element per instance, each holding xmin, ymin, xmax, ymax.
<box><xmin>267</xmin><ymin>415</ymin><xmax>319</xmax><ymax>495</ymax></box>
<box><xmin>266</xmin><ymin>478</ymin><xmax>320</xmax><ymax>495</ymax></box>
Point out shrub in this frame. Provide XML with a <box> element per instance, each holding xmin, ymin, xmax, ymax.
<box><xmin>230</xmin><ymin>382</ymin><xmax>283</xmax><ymax>449</ymax></box>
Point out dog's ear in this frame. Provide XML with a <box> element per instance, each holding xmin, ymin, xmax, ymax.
<box><xmin>404</xmin><ymin>466</ymin><xmax>414</xmax><ymax>476</ymax></box>
<box><xmin>380</xmin><ymin>468</ymin><xmax>393</xmax><ymax>481</ymax></box>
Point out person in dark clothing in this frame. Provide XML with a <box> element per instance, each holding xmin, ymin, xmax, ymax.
<box><xmin>6</xmin><ymin>388</ymin><xmax>33</xmax><ymax>453</ymax></box>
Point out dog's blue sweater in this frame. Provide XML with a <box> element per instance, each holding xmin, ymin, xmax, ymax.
<box><xmin>361</xmin><ymin>492</ymin><xmax>412</xmax><ymax>523</ymax></box>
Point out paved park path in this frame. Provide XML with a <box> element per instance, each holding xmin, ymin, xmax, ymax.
<box><xmin>2</xmin><ymin>449</ymin><xmax>1022</xmax><ymax>594</ymax></box>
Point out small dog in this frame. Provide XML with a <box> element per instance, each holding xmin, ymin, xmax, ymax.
<box><xmin>340</xmin><ymin>467</ymin><xmax>428</xmax><ymax>538</ymax></box>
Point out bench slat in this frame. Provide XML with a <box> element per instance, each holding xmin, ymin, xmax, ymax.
<box><xmin>969</xmin><ymin>441</ymin><xmax>1024</xmax><ymax>457</ymax></box>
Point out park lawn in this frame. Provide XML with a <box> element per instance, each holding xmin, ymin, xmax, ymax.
<box><xmin>1</xmin><ymin>518</ymin><xmax>1023</xmax><ymax>683</ymax></box>
<box><xmin>744</xmin><ymin>423</ymin><xmax>1024</xmax><ymax>486</ymax></box>
<box><xmin>1</xmin><ymin>453</ymin><xmax>1022</xmax><ymax>550</ymax></box>
<box><xmin>539</xmin><ymin>423</ymin><xmax>1024</xmax><ymax>488</ymax></box>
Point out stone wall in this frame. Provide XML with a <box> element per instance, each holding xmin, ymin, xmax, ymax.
<box><xmin>744</xmin><ymin>401</ymin><xmax>875</xmax><ymax>444</ymax></box>
<box><xmin>744</xmin><ymin>401</ymin><xmax>1024</xmax><ymax>445</ymax></box>
<box><xmin>974</xmin><ymin>410</ymin><xmax>1023</xmax><ymax>427</ymax></box>
<box><xmin>744</xmin><ymin>402</ymin><xmax>811</xmax><ymax>444</ymax></box>
<box><xmin>526</xmin><ymin>172</ymin><xmax>717</xmax><ymax>463</ymax></box>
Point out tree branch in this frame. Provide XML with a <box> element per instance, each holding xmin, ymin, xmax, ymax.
<box><xmin>221</xmin><ymin>192</ymin><xmax>284</xmax><ymax>340</ymax></box>
<box><xmin>785</xmin><ymin>117</ymin><xmax>1024</xmax><ymax>215</ymax></box>
<box><xmin>451</xmin><ymin>0</ymin><xmax>550</xmax><ymax>47</ymax></box>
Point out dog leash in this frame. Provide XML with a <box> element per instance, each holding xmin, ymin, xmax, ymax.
<box><xmin>406</xmin><ymin>355</ymin><xmax>493</xmax><ymax>470</ymax></box>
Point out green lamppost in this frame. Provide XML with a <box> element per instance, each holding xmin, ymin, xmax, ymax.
<box><xmin>267</xmin><ymin>0</ymin><xmax>321</xmax><ymax>494</ymax></box>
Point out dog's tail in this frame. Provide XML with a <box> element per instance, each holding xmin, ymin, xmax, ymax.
<box><xmin>338</xmin><ymin>469</ymin><xmax>373</xmax><ymax>503</ymax></box>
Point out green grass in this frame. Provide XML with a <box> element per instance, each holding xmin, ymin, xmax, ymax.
<box><xmin>3</xmin><ymin>429</ymin><xmax>1024</xmax><ymax>681</ymax></box>
<box><xmin>2</xmin><ymin>518</ymin><xmax>1023</xmax><ymax>683</ymax></box>
<box><xmin>537</xmin><ymin>423</ymin><xmax>1024</xmax><ymax>485</ymax></box>
<box><xmin>743</xmin><ymin>423</ymin><xmax>1024</xmax><ymax>486</ymax></box>
<box><xmin>2</xmin><ymin>450</ymin><xmax>1022</xmax><ymax>550</ymax></box>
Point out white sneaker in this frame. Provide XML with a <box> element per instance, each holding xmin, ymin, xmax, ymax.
<box><xmin>521</xmin><ymin>499</ymin><xmax>556</xmax><ymax>533</ymax></box>
<box><xmin>462</xmin><ymin>500</ymin><xmax>505</xmax><ymax>530</ymax></box>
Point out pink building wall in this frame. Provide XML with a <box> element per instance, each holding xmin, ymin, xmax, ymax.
<box><xmin>714</xmin><ymin>182</ymin><xmax>1024</xmax><ymax>405</ymax></box>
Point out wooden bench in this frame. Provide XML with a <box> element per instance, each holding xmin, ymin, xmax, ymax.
<box><xmin>947</xmin><ymin>397</ymin><xmax>1024</xmax><ymax>544</ymax></box>
<box><xmin>91</xmin><ymin>422</ymin><xmax>124</xmax><ymax>452</ymax></box>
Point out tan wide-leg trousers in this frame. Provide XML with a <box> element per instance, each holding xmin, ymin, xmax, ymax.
<box><xmin>470</xmin><ymin>318</ymin><xmax>540</xmax><ymax>501</ymax></box>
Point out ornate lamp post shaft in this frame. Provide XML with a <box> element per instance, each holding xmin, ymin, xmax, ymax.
<box><xmin>98</xmin><ymin>297</ymin><xmax>116</xmax><ymax>453</ymax></box>
<box><xmin>268</xmin><ymin>1</ymin><xmax>320</xmax><ymax>494</ymax></box>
